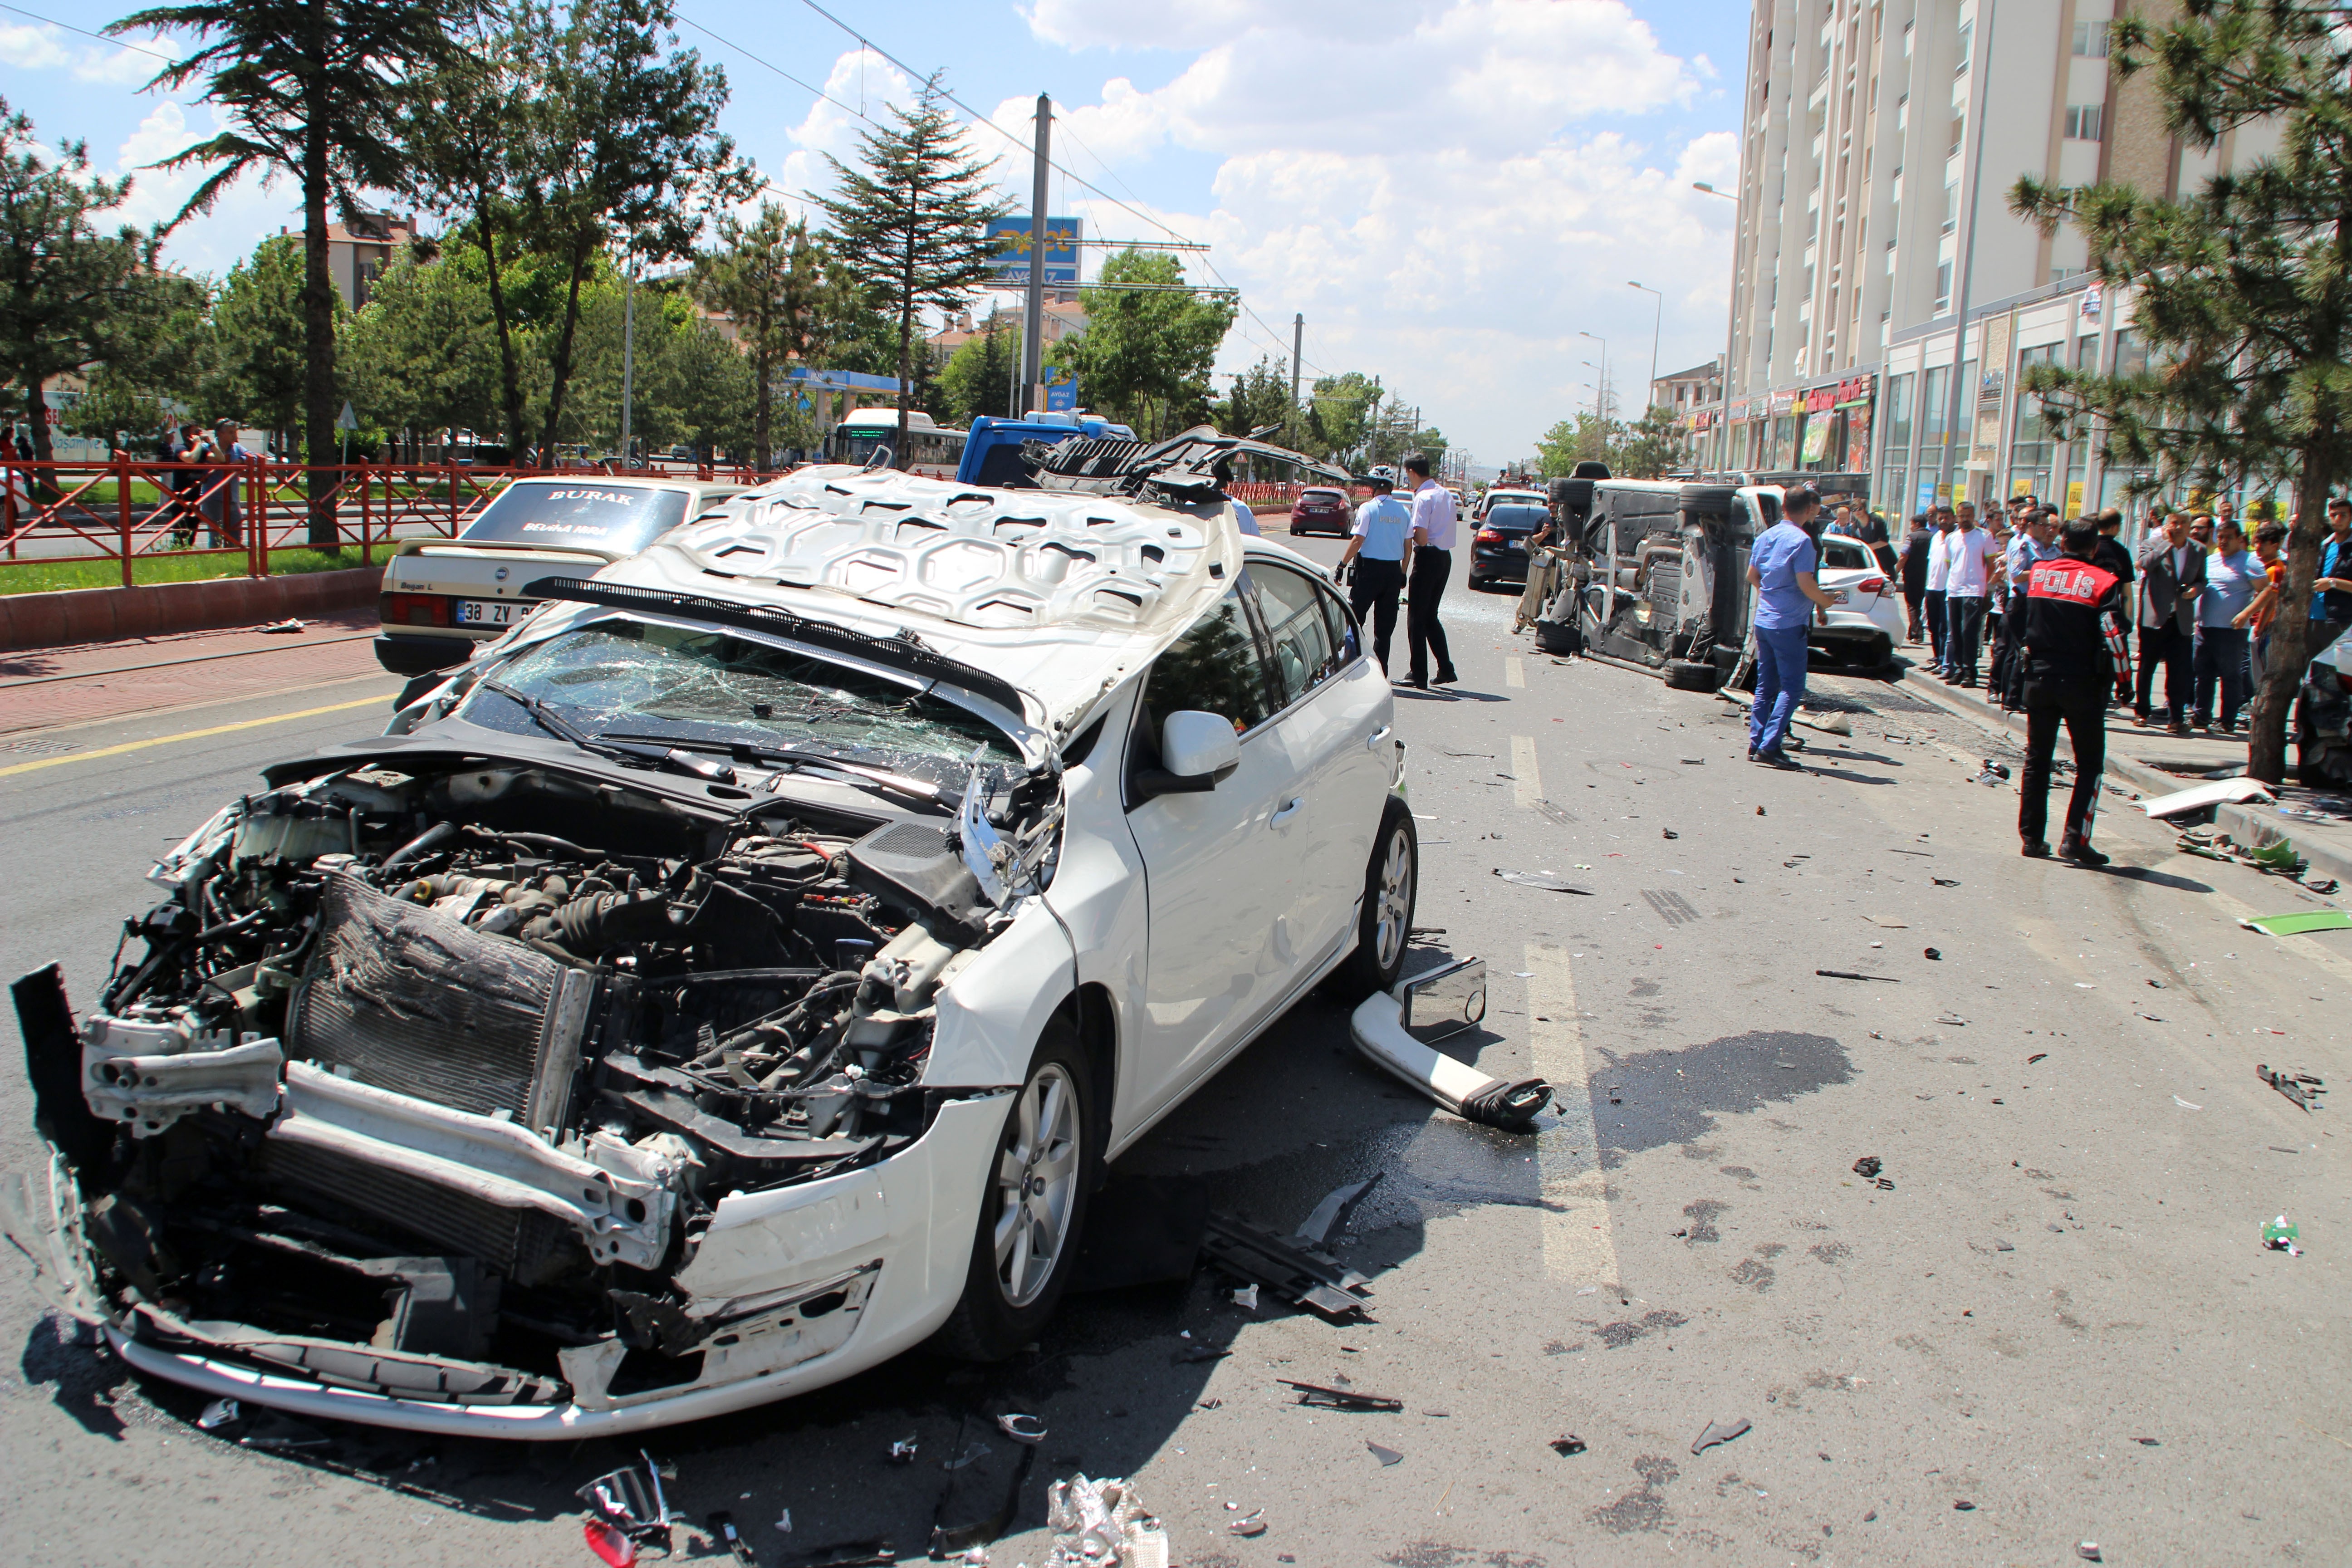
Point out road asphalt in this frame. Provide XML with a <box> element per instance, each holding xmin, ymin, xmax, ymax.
<box><xmin>0</xmin><ymin>527</ymin><xmax>2345</xmax><ymax>1566</ymax></box>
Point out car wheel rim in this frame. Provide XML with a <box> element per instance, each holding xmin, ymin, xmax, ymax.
<box><xmin>992</xmin><ymin>1061</ymin><xmax>1080</xmax><ymax>1309</ymax></box>
<box><xmin>1373</xmin><ymin>824</ymin><xmax>1414</xmax><ymax>972</ymax></box>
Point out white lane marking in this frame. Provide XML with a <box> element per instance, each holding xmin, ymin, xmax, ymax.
<box><xmin>1525</xmin><ymin>942</ymin><xmax>1621</xmax><ymax>1286</ymax></box>
<box><xmin>1506</xmin><ymin>657</ymin><xmax>1525</xmax><ymax>688</ymax></box>
<box><xmin>1510</xmin><ymin>735</ymin><xmax>1541</xmax><ymax>811</ymax></box>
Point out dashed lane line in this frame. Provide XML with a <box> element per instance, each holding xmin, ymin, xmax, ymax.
<box><xmin>1510</xmin><ymin>734</ymin><xmax>1542</xmax><ymax>811</ymax></box>
<box><xmin>1506</xmin><ymin>657</ymin><xmax>1525</xmax><ymax>688</ymax></box>
<box><xmin>1525</xmin><ymin>942</ymin><xmax>1622</xmax><ymax>1287</ymax></box>
<box><xmin>0</xmin><ymin>694</ymin><xmax>389</xmax><ymax>778</ymax></box>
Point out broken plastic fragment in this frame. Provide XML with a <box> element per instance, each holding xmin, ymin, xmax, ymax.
<box><xmin>942</xmin><ymin>1443</ymin><xmax>994</xmax><ymax>1471</ymax></box>
<box><xmin>996</xmin><ymin>1413</ymin><xmax>1047</xmax><ymax>1445</ymax></box>
<box><xmin>1232</xmin><ymin>1282</ymin><xmax>1259</xmax><ymax>1311</ymax></box>
<box><xmin>2263</xmin><ymin>1215</ymin><xmax>2301</xmax><ymax>1255</ymax></box>
<box><xmin>1282</xmin><ymin>1379</ymin><xmax>1404</xmax><ymax>1412</ymax></box>
<box><xmin>707</xmin><ymin>1512</ymin><xmax>756</xmax><ymax>1567</ymax></box>
<box><xmin>1852</xmin><ymin>1156</ymin><xmax>1882</xmax><ymax>1179</ymax></box>
<box><xmin>1366</xmin><ymin>1441</ymin><xmax>1405</xmax><ymax>1467</ymax></box>
<box><xmin>196</xmin><ymin>1397</ymin><xmax>240</xmax><ymax>1430</ymax></box>
<box><xmin>583</xmin><ymin>1520</ymin><xmax>637</xmax><ymax>1568</ymax></box>
<box><xmin>1492</xmin><ymin>867</ymin><xmax>1593</xmax><ymax>894</ymax></box>
<box><xmin>2079</xmin><ymin>1543</ymin><xmax>2102</xmax><ymax>1562</ymax></box>
<box><xmin>1228</xmin><ymin>1509</ymin><xmax>1267</xmax><ymax>1537</ymax></box>
<box><xmin>1690</xmin><ymin>1418</ymin><xmax>1751</xmax><ymax>1455</ymax></box>
<box><xmin>888</xmin><ymin>1436</ymin><xmax>920</xmax><ymax>1464</ymax></box>
<box><xmin>2256</xmin><ymin>1064</ymin><xmax>2325</xmax><ymax>1112</ymax></box>
<box><xmin>1549</xmin><ymin>1436</ymin><xmax>1588</xmax><ymax>1457</ymax></box>
<box><xmin>1923</xmin><ymin>947</ymin><xmax>1942</xmax><ymax>960</ymax></box>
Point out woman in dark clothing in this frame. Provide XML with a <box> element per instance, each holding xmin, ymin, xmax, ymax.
<box><xmin>1899</xmin><ymin>513</ymin><xmax>1933</xmax><ymax>644</ymax></box>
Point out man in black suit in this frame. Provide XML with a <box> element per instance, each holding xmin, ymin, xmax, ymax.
<box><xmin>2135</xmin><ymin>510</ymin><xmax>2205</xmax><ymax>735</ymax></box>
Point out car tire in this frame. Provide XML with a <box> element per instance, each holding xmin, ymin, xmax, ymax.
<box><xmin>1333</xmin><ymin>797</ymin><xmax>1419</xmax><ymax>1001</ymax></box>
<box><xmin>1664</xmin><ymin>659</ymin><xmax>1718</xmax><ymax>691</ymax></box>
<box><xmin>932</xmin><ymin>1016</ymin><xmax>1099</xmax><ymax>1361</ymax></box>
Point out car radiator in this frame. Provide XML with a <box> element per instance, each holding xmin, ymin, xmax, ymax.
<box><xmin>260</xmin><ymin>1136</ymin><xmax>587</xmax><ymax>1287</ymax></box>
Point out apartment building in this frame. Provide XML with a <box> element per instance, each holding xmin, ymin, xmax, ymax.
<box><xmin>1700</xmin><ymin>0</ymin><xmax>2277</xmax><ymax>517</ymax></box>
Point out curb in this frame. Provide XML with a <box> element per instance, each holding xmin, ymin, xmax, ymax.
<box><xmin>1894</xmin><ymin>666</ymin><xmax>2352</xmax><ymax>888</ymax></box>
<box><xmin>0</xmin><ymin>567</ymin><xmax>380</xmax><ymax>652</ymax></box>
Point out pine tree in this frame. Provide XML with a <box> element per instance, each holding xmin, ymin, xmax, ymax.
<box><xmin>113</xmin><ymin>0</ymin><xmax>455</xmax><ymax>542</ymax></box>
<box><xmin>814</xmin><ymin>77</ymin><xmax>1007</xmax><ymax>461</ymax></box>
<box><xmin>2011</xmin><ymin>0</ymin><xmax>2352</xmax><ymax>784</ymax></box>
<box><xmin>697</xmin><ymin>202</ymin><xmax>830</xmax><ymax>468</ymax></box>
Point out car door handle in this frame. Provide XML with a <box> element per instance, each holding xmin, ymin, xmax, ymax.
<box><xmin>1365</xmin><ymin>725</ymin><xmax>1392</xmax><ymax>752</ymax></box>
<box><xmin>1270</xmin><ymin>796</ymin><xmax>1305</xmax><ymax>826</ymax></box>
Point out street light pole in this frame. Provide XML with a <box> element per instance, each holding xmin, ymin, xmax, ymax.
<box><xmin>1693</xmin><ymin>180</ymin><xmax>1738</xmax><ymax>472</ymax></box>
<box><xmin>1578</xmin><ymin>331</ymin><xmax>1608</xmax><ymax>423</ymax></box>
<box><xmin>1940</xmin><ymin>0</ymin><xmax>1998</xmax><ymax>509</ymax></box>
<box><xmin>1024</xmin><ymin>93</ymin><xmax>1052</xmax><ymax>415</ymax></box>
<box><xmin>620</xmin><ymin>251</ymin><xmax>636</xmax><ymax>466</ymax></box>
<box><xmin>1628</xmin><ymin>282</ymin><xmax>1663</xmax><ymax>414</ymax></box>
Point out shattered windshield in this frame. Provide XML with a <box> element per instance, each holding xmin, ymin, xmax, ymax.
<box><xmin>460</xmin><ymin>618</ymin><xmax>1019</xmax><ymax>781</ymax></box>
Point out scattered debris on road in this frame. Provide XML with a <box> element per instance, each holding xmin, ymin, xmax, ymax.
<box><xmin>1923</xmin><ymin>946</ymin><xmax>1942</xmax><ymax>960</ymax></box>
<box><xmin>577</xmin><ymin>1452</ymin><xmax>676</xmax><ymax>1559</ymax></box>
<box><xmin>2142</xmin><ymin>777</ymin><xmax>2275</xmax><ymax>818</ymax></box>
<box><xmin>1231</xmin><ymin>1283</ymin><xmax>1260</xmax><ymax>1311</ymax></box>
<box><xmin>2079</xmin><ymin>1544</ymin><xmax>2103</xmax><ymax>1563</ymax></box>
<box><xmin>196</xmin><ymin>1397</ymin><xmax>239</xmax><ymax>1430</ymax></box>
<box><xmin>1229</xmin><ymin>1510</ymin><xmax>1268</xmax><ymax>1538</ymax></box>
<box><xmin>2257</xmin><ymin>1064</ymin><xmax>2326</xmax><ymax>1111</ymax></box>
<box><xmin>888</xmin><ymin>1436</ymin><xmax>919</xmax><ymax>1465</ymax></box>
<box><xmin>1853</xmin><ymin>1156</ymin><xmax>1883</xmax><ymax>1179</ymax></box>
<box><xmin>1045</xmin><ymin>1475</ymin><xmax>1165</xmax><ymax>1567</ymax></box>
<box><xmin>1366</xmin><ymin>1442</ymin><xmax>1405</xmax><ymax>1467</ymax></box>
<box><xmin>1662</xmin><ymin>828</ymin><xmax>1679</xmax><ymax>839</ymax></box>
<box><xmin>1282</xmin><ymin>1379</ymin><xmax>1404</xmax><ymax>1412</ymax></box>
<box><xmin>2263</xmin><ymin>1216</ymin><xmax>2302</xmax><ymax>1255</ymax></box>
<box><xmin>707</xmin><ymin>1511</ymin><xmax>757</xmax><ymax>1566</ymax></box>
<box><xmin>1202</xmin><ymin>1213</ymin><xmax>1373</xmax><ymax>1321</ymax></box>
<box><xmin>2239</xmin><ymin>909</ymin><xmax>2352</xmax><ymax>936</ymax></box>
<box><xmin>256</xmin><ymin>618</ymin><xmax>307</xmax><ymax>634</ymax></box>
<box><xmin>1690</xmin><ymin>1418</ymin><xmax>1752</xmax><ymax>1455</ymax></box>
<box><xmin>1493</xmin><ymin>867</ymin><xmax>1593</xmax><ymax>894</ymax></box>
<box><xmin>996</xmin><ymin>1414</ymin><xmax>1047</xmax><ymax>1444</ymax></box>
<box><xmin>2028</xmin><ymin>1053</ymin><xmax>2048</xmax><ymax>1064</ymax></box>
<box><xmin>1550</xmin><ymin>1435</ymin><xmax>1588</xmax><ymax>1457</ymax></box>
<box><xmin>1295</xmin><ymin>1176</ymin><xmax>1382</xmax><ymax>1247</ymax></box>
<box><xmin>1817</xmin><ymin>969</ymin><xmax>1899</xmax><ymax>983</ymax></box>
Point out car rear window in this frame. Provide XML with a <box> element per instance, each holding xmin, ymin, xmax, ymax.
<box><xmin>459</xmin><ymin>483</ymin><xmax>692</xmax><ymax>554</ymax></box>
<box><xmin>1299</xmin><ymin>488</ymin><xmax>1345</xmax><ymax>503</ymax></box>
<box><xmin>1820</xmin><ymin>538</ymin><xmax>1875</xmax><ymax>570</ymax></box>
<box><xmin>1485</xmin><ymin>505</ymin><xmax>1548</xmax><ymax>531</ymax></box>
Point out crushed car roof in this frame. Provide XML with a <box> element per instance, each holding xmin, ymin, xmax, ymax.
<box><xmin>560</xmin><ymin>464</ymin><xmax>1292</xmax><ymax>730</ymax></box>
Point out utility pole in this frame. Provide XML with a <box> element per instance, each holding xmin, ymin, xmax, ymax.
<box><xmin>1023</xmin><ymin>94</ymin><xmax>1052</xmax><ymax>416</ymax></box>
<box><xmin>620</xmin><ymin>252</ymin><xmax>636</xmax><ymax>465</ymax></box>
<box><xmin>1290</xmin><ymin>313</ymin><xmax>1303</xmax><ymax>417</ymax></box>
<box><xmin>1940</xmin><ymin>0</ymin><xmax>1997</xmax><ymax>509</ymax></box>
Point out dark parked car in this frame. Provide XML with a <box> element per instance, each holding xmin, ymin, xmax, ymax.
<box><xmin>1289</xmin><ymin>485</ymin><xmax>1354</xmax><ymax>536</ymax></box>
<box><xmin>1468</xmin><ymin>503</ymin><xmax>1550</xmax><ymax>588</ymax></box>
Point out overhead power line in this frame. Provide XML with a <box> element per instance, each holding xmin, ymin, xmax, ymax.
<box><xmin>1</xmin><ymin>3</ymin><xmax>176</xmax><ymax>62</ymax></box>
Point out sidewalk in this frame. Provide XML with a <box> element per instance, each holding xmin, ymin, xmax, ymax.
<box><xmin>0</xmin><ymin>607</ymin><xmax>386</xmax><ymax>737</ymax></box>
<box><xmin>1893</xmin><ymin>657</ymin><xmax>2352</xmax><ymax>887</ymax></box>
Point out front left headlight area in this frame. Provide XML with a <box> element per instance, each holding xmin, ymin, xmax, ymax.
<box><xmin>8</xmin><ymin>756</ymin><xmax>1049</xmax><ymax>1426</ymax></box>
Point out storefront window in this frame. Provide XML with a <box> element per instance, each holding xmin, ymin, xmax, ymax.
<box><xmin>2007</xmin><ymin>343</ymin><xmax>2059</xmax><ymax>501</ymax></box>
<box><xmin>1918</xmin><ymin>365</ymin><xmax>1951</xmax><ymax>500</ymax></box>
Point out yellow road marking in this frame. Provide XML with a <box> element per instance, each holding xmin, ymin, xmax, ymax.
<box><xmin>1506</xmin><ymin>657</ymin><xmax>1525</xmax><ymax>688</ymax></box>
<box><xmin>1510</xmin><ymin>735</ymin><xmax>1542</xmax><ymax>810</ymax></box>
<box><xmin>0</xmin><ymin>695</ymin><xmax>388</xmax><ymax>778</ymax></box>
<box><xmin>1526</xmin><ymin>943</ymin><xmax>1622</xmax><ymax>1286</ymax></box>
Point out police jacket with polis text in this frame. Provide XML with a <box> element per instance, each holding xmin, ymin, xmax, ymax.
<box><xmin>2023</xmin><ymin>556</ymin><xmax>2124</xmax><ymax>687</ymax></box>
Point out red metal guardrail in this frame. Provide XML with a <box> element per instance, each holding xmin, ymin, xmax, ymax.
<box><xmin>0</xmin><ymin>456</ymin><xmax>788</xmax><ymax>585</ymax></box>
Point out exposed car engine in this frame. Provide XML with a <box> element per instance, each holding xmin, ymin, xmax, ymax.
<box><xmin>24</xmin><ymin>755</ymin><xmax>1045</xmax><ymax>1404</ymax></box>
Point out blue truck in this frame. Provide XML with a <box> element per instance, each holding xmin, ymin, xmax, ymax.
<box><xmin>956</xmin><ymin>412</ymin><xmax>1137</xmax><ymax>486</ymax></box>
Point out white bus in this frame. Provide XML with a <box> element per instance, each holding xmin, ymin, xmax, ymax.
<box><xmin>826</xmin><ymin>408</ymin><xmax>969</xmax><ymax>479</ymax></box>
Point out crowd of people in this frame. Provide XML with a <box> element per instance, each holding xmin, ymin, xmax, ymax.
<box><xmin>1890</xmin><ymin>494</ymin><xmax>2352</xmax><ymax>739</ymax></box>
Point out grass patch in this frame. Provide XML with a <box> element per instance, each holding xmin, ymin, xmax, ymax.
<box><xmin>0</xmin><ymin>548</ymin><xmax>371</xmax><ymax>596</ymax></box>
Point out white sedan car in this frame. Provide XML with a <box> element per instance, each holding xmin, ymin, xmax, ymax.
<box><xmin>1810</xmin><ymin>533</ymin><xmax>1904</xmax><ymax>667</ymax></box>
<box><xmin>7</xmin><ymin>455</ymin><xmax>1417</xmax><ymax>1437</ymax></box>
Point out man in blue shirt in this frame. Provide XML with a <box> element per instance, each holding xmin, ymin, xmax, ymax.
<box><xmin>1746</xmin><ymin>486</ymin><xmax>1838</xmax><ymax>768</ymax></box>
<box><xmin>1338</xmin><ymin>475</ymin><xmax>1413</xmax><ymax>672</ymax></box>
<box><xmin>2314</xmin><ymin>497</ymin><xmax>2352</xmax><ymax>655</ymax></box>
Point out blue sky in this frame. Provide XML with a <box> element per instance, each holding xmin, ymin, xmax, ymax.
<box><xmin>0</xmin><ymin>0</ymin><xmax>1752</xmax><ymax>461</ymax></box>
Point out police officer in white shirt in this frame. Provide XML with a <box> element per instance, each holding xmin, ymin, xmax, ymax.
<box><xmin>1401</xmin><ymin>452</ymin><xmax>1460</xmax><ymax>688</ymax></box>
<box><xmin>1338</xmin><ymin>475</ymin><xmax>1412</xmax><ymax>671</ymax></box>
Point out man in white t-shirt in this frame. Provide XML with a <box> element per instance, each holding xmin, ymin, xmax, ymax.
<box><xmin>1939</xmin><ymin>502</ymin><xmax>2004</xmax><ymax>687</ymax></box>
<box><xmin>1923</xmin><ymin>509</ymin><xmax>1957</xmax><ymax>672</ymax></box>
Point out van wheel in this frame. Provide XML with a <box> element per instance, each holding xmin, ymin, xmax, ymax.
<box><xmin>933</xmin><ymin>1019</ymin><xmax>1098</xmax><ymax>1360</ymax></box>
<box><xmin>1333</xmin><ymin>798</ymin><xmax>1418</xmax><ymax>1001</ymax></box>
<box><xmin>1665</xmin><ymin>659</ymin><xmax>1718</xmax><ymax>691</ymax></box>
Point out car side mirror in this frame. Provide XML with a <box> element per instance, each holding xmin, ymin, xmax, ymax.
<box><xmin>1136</xmin><ymin>710</ymin><xmax>1241</xmax><ymax>799</ymax></box>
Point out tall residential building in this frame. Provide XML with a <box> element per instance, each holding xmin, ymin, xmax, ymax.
<box><xmin>1702</xmin><ymin>0</ymin><xmax>2278</xmax><ymax>516</ymax></box>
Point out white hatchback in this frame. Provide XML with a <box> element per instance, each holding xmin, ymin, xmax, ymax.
<box><xmin>10</xmin><ymin>461</ymin><xmax>1416</xmax><ymax>1437</ymax></box>
<box><xmin>1811</xmin><ymin>533</ymin><xmax>1904</xmax><ymax>666</ymax></box>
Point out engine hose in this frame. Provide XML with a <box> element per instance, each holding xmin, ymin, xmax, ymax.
<box><xmin>382</xmin><ymin>819</ymin><xmax>458</xmax><ymax>873</ymax></box>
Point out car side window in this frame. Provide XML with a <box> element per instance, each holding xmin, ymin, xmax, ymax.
<box><xmin>1247</xmin><ymin>563</ymin><xmax>1342</xmax><ymax>708</ymax></box>
<box><xmin>1142</xmin><ymin>586</ymin><xmax>1273</xmax><ymax>735</ymax></box>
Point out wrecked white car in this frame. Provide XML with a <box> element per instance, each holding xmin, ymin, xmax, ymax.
<box><xmin>5</xmin><ymin>434</ymin><xmax>1418</xmax><ymax>1436</ymax></box>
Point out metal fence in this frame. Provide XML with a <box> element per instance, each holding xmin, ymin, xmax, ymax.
<box><xmin>0</xmin><ymin>456</ymin><xmax>785</xmax><ymax>585</ymax></box>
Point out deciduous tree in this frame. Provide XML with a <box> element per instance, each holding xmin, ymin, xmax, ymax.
<box><xmin>696</xmin><ymin>202</ymin><xmax>828</xmax><ymax>466</ymax></box>
<box><xmin>1054</xmin><ymin>248</ymin><xmax>1233</xmax><ymax>439</ymax></box>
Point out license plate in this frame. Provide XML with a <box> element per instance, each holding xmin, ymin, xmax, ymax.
<box><xmin>1829</xmin><ymin>590</ymin><xmax>1850</xmax><ymax>604</ymax></box>
<box><xmin>457</xmin><ymin>598</ymin><xmax>532</xmax><ymax>627</ymax></box>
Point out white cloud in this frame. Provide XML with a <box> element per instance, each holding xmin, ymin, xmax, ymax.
<box><xmin>0</xmin><ymin>20</ymin><xmax>172</xmax><ymax>84</ymax></box>
<box><xmin>1021</xmin><ymin>0</ymin><xmax>1725</xmax><ymax>454</ymax></box>
<box><xmin>104</xmin><ymin>101</ymin><xmax>297</xmax><ymax>277</ymax></box>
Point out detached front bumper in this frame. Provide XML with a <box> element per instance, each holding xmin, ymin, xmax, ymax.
<box><xmin>27</xmin><ymin>1095</ymin><xmax>1008</xmax><ymax>1439</ymax></box>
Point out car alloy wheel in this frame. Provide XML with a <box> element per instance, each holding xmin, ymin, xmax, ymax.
<box><xmin>992</xmin><ymin>1060</ymin><xmax>1081</xmax><ymax>1308</ymax></box>
<box><xmin>1372</xmin><ymin>819</ymin><xmax>1415</xmax><ymax>974</ymax></box>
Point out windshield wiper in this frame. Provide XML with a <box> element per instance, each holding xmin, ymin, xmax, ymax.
<box><xmin>479</xmin><ymin>683</ymin><xmax>740</xmax><ymax>784</ymax></box>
